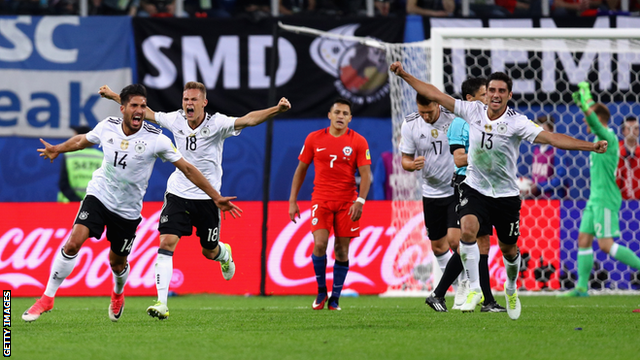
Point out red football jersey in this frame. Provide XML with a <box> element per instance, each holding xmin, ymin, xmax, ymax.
<box><xmin>299</xmin><ymin>127</ymin><xmax>371</xmax><ymax>201</ymax></box>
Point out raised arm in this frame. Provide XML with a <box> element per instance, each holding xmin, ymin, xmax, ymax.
<box><xmin>390</xmin><ymin>61</ymin><xmax>456</xmax><ymax>112</ymax></box>
<box><xmin>99</xmin><ymin>85</ymin><xmax>157</xmax><ymax>123</ymax></box>
<box><xmin>534</xmin><ymin>131</ymin><xmax>607</xmax><ymax>153</ymax></box>
<box><xmin>38</xmin><ymin>135</ymin><xmax>95</xmax><ymax>163</ymax></box>
<box><xmin>234</xmin><ymin>97</ymin><xmax>291</xmax><ymax>130</ymax></box>
<box><xmin>289</xmin><ymin>160</ymin><xmax>310</xmax><ymax>223</ymax></box>
<box><xmin>172</xmin><ymin>157</ymin><xmax>242</xmax><ymax>218</ymax></box>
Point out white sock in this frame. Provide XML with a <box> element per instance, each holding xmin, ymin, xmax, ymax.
<box><xmin>155</xmin><ymin>252</ymin><xmax>173</xmax><ymax>304</ymax></box>
<box><xmin>460</xmin><ymin>242</ymin><xmax>480</xmax><ymax>290</ymax></box>
<box><xmin>112</xmin><ymin>263</ymin><xmax>129</xmax><ymax>295</ymax></box>
<box><xmin>214</xmin><ymin>242</ymin><xmax>229</xmax><ymax>263</ymax></box>
<box><xmin>504</xmin><ymin>253</ymin><xmax>521</xmax><ymax>296</ymax></box>
<box><xmin>435</xmin><ymin>250</ymin><xmax>452</xmax><ymax>275</ymax></box>
<box><xmin>44</xmin><ymin>248</ymin><xmax>78</xmax><ymax>297</ymax></box>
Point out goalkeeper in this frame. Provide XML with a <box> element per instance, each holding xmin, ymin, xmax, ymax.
<box><xmin>560</xmin><ymin>82</ymin><xmax>640</xmax><ymax>297</ymax></box>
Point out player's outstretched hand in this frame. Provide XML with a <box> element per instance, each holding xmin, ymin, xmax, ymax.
<box><xmin>37</xmin><ymin>138</ymin><xmax>59</xmax><ymax>163</ymax></box>
<box><xmin>289</xmin><ymin>202</ymin><xmax>300</xmax><ymax>223</ymax></box>
<box><xmin>99</xmin><ymin>85</ymin><xmax>118</xmax><ymax>101</ymax></box>
<box><xmin>390</xmin><ymin>61</ymin><xmax>403</xmax><ymax>76</ymax></box>
<box><xmin>348</xmin><ymin>202</ymin><xmax>363</xmax><ymax>222</ymax></box>
<box><xmin>594</xmin><ymin>140</ymin><xmax>608</xmax><ymax>154</ymax></box>
<box><xmin>215</xmin><ymin>196</ymin><xmax>243</xmax><ymax>219</ymax></box>
<box><xmin>278</xmin><ymin>97</ymin><xmax>291</xmax><ymax>113</ymax></box>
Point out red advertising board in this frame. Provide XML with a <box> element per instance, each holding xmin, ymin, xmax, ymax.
<box><xmin>0</xmin><ymin>202</ymin><xmax>262</xmax><ymax>297</ymax></box>
<box><xmin>1</xmin><ymin>200</ymin><xmax>559</xmax><ymax>297</ymax></box>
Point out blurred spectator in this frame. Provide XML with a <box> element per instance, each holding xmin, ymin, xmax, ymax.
<box><xmin>599</xmin><ymin>0</ymin><xmax>640</xmax><ymax>12</ymax></box>
<box><xmin>495</xmin><ymin>0</ymin><xmax>541</xmax><ymax>16</ymax></box>
<box><xmin>184</xmin><ymin>0</ymin><xmax>234</xmax><ymax>17</ymax></box>
<box><xmin>406</xmin><ymin>0</ymin><xmax>454</xmax><ymax>16</ymax></box>
<box><xmin>551</xmin><ymin>0</ymin><xmax>602</xmax><ymax>16</ymax></box>
<box><xmin>279</xmin><ymin>0</ymin><xmax>315</xmax><ymax>15</ymax></box>
<box><xmin>96</xmin><ymin>0</ymin><xmax>140</xmax><ymax>15</ymax></box>
<box><xmin>373</xmin><ymin>150</ymin><xmax>393</xmax><ymax>200</ymax></box>
<box><xmin>466</xmin><ymin>0</ymin><xmax>511</xmax><ymax>17</ymax></box>
<box><xmin>138</xmin><ymin>0</ymin><xmax>175</xmax><ymax>16</ymax></box>
<box><xmin>237</xmin><ymin>0</ymin><xmax>270</xmax><ymax>20</ymax></box>
<box><xmin>530</xmin><ymin>115</ymin><xmax>569</xmax><ymax>199</ymax></box>
<box><xmin>616</xmin><ymin>116</ymin><xmax>640</xmax><ymax>199</ymax></box>
<box><xmin>57</xmin><ymin>126</ymin><xmax>103</xmax><ymax>203</ymax></box>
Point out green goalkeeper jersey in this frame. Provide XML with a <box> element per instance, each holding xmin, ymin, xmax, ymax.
<box><xmin>584</xmin><ymin>112</ymin><xmax>621</xmax><ymax>210</ymax></box>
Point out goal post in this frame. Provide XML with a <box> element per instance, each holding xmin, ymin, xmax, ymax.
<box><xmin>279</xmin><ymin>22</ymin><xmax>640</xmax><ymax>295</ymax></box>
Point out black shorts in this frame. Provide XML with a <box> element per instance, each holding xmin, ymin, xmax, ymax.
<box><xmin>422</xmin><ymin>194</ymin><xmax>459</xmax><ymax>241</ymax></box>
<box><xmin>74</xmin><ymin>195</ymin><xmax>142</xmax><ymax>256</ymax></box>
<box><xmin>158</xmin><ymin>193</ymin><xmax>221</xmax><ymax>250</ymax></box>
<box><xmin>457</xmin><ymin>183</ymin><xmax>522</xmax><ymax>245</ymax></box>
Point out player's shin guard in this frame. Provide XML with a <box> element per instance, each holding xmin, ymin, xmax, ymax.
<box><xmin>503</xmin><ymin>250</ymin><xmax>521</xmax><ymax>295</ymax></box>
<box><xmin>577</xmin><ymin>248</ymin><xmax>593</xmax><ymax>290</ymax></box>
<box><xmin>113</xmin><ymin>263</ymin><xmax>130</xmax><ymax>295</ymax></box>
<box><xmin>610</xmin><ymin>243</ymin><xmax>640</xmax><ymax>270</ymax></box>
<box><xmin>155</xmin><ymin>249</ymin><xmax>174</xmax><ymax>304</ymax></box>
<box><xmin>44</xmin><ymin>248</ymin><xmax>79</xmax><ymax>297</ymax></box>
<box><xmin>460</xmin><ymin>241</ymin><xmax>480</xmax><ymax>290</ymax></box>
<box><xmin>311</xmin><ymin>254</ymin><xmax>327</xmax><ymax>292</ymax></box>
<box><xmin>331</xmin><ymin>260</ymin><xmax>349</xmax><ymax>300</ymax></box>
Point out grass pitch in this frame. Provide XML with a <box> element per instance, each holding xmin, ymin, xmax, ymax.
<box><xmin>13</xmin><ymin>295</ymin><xmax>640</xmax><ymax>360</ymax></box>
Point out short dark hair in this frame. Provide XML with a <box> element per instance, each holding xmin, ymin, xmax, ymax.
<box><xmin>461</xmin><ymin>77</ymin><xmax>487</xmax><ymax>99</ymax></box>
<box><xmin>625</xmin><ymin>116</ymin><xmax>637</xmax><ymax>123</ymax></box>
<box><xmin>416</xmin><ymin>93</ymin><xmax>432</xmax><ymax>106</ymax></box>
<box><xmin>593</xmin><ymin>103</ymin><xmax>610</xmax><ymax>123</ymax></box>
<box><xmin>184</xmin><ymin>81</ymin><xmax>207</xmax><ymax>98</ymax></box>
<box><xmin>536</xmin><ymin>115</ymin><xmax>555</xmax><ymax>132</ymax></box>
<box><xmin>488</xmin><ymin>72</ymin><xmax>512</xmax><ymax>93</ymax></box>
<box><xmin>120</xmin><ymin>84</ymin><xmax>147</xmax><ymax>105</ymax></box>
<box><xmin>332</xmin><ymin>98</ymin><xmax>352</xmax><ymax>113</ymax></box>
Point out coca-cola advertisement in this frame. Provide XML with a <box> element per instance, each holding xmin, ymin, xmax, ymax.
<box><xmin>0</xmin><ymin>202</ymin><xmax>263</xmax><ymax>297</ymax></box>
<box><xmin>1</xmin><ymin>200</ymin><xmax>560</xmax><ymax>297</ymax></box>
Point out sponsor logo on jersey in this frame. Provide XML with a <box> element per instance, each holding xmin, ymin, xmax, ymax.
<box><xmin>135</xmin><ymin>142</ymin><xmax>146</xmax><ymax>154</ymax></box>
<box><xmin>120</xmin><ymin>140</ymin><xmax>129</xmax><ymax>150</ymax></box>
<box><xmin>497</xmin><ymin>123</ymin><xmax>508</xmax><ymax>134</ymax></box>
<box><xmin>160</xmin><ymin>215</ymin><xmax>168</xmax><ymax>223</ymax></box>
<box><xmin>78</xmin><ymin>211</ymin><xmax>89</xmax><ymax>220</ymax></box>
<box><xmin>420</xmin><ymin>134</ymin><xmax>426</xmax><ymax>139</ymax></box>
<box><xmin>107</xmin><ymin>138</ymin><xmax>114</xmax><ymax>144</ymax></box>
<box><xmin>201</xmin><ymin>127</ymin><xmax>211</xmax><ymax>137</ymax></box>
<box><xmin>431</xmin><ymin>129</ymin><xmax>439</xmax><ymax>138</ymax></box>
<box><xmin>311</xmin><ymin>218</ymin><xmax>318</xmax><ymax>225</ymax></box>
<box><xmin>365</xmin><ymin>149</ymin><xmax>370</xmax><ymax>160</ymax></box>
<box><xmin>343</xmin><ymin>146</ymin><xmax>353</xmax><ymax>156</ymax></box>
<box><xmin>460</xmin><ymin>197</ymin><xmax>468</xmax><ymax>207</ymax></box>
<box><xmin>316</xmin><ymin>148</ymin><xmax>326</xmax><ymax>152</ymax></box>
<box><xmin>484</xmin><ymin>124</ymin><xmax>492</xmax><ymax>133</ymax></box>
<box><xmin>177</xmin><ymin>129</ymin><xmax>185</xmax><ymax>135</ymax></box>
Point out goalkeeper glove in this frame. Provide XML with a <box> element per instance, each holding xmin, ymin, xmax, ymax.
<box><xmin>573</xmin><ymin>81</ymin><xmax>595</xmax><ymax>112</ymax></box>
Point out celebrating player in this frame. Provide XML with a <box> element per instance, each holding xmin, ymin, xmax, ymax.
<box><xmin>390</xmin><ymin>62</ymin><xmax>607</xmax><ymax>320</ymax></box>
<box><xmin>289</xmin><ymin>98</ymin><xmax>372</xmax><ymax>311</ymax></box>
<box><xmin>399</xmin><ymin>93</ymin><xmax>463</xmax><ymax>311</ymax></box>
<box><xmin>558</xmin><ymin>82</ymin><xmax>640</xmax><ymax>297</ymax></box>
<box><xmin>23</xmin><ymin>84</ymin><xmax>240</xmax><ymax>323</ymax></box>
<box><xmin>426</xmin><ymin>77</ymin><xmax>507</xmax><ymax>313</ymax></box>
<box><xmin>99</xmin><ymin>82</ymin><xmax>290</xmax><ymax>320</ymax></box>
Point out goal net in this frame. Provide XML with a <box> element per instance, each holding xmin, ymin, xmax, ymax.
<box><xmin>279</xmin><ymin>22</ymin><xmax>640</xmax><ymax>295</ymax></box>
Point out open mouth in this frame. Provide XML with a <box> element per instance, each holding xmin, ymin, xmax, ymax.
<box><xmin>132</xmin><ymin>115</ymin><xmax>142</xmax><ymax>126</ymax></box>
<box><xmin>186</xmin><ymin>107</ymin><xmax>195</xmax><ymax>117</ymax></box>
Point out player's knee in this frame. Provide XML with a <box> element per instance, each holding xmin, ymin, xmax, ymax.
<box><xmin>63</xmin><ymin>241</ymin><xmax>82</xmax><ymax>256</ymax></box>
<box><xmin>109</xmin><ymin>260</ymin><xmax>126</xmax><ymax>274</ymax></box>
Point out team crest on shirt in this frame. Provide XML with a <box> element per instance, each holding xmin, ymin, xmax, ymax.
<box><xmin>135</xmin><ymin>141</ymin><xmax>146</xmax><ymax>154</ymax></box>
<box><xmin>79</xmin><ymin>211</ymin><xmax>89</xmax><ymax>220</ymax></box>
<box><xmin>312</xmin><ymin>218</ymin><xmax>318</xmax><ymax>225</ymax></box>
<box><xmin>343</xmin><ymin>146</ymin><xmax>353</xmax><ymax>156</ymax></box>
<box><xmin>484</xmin><ymin>124</ymin><xmax>492</xmax><ymax>133</ymax></box>
<box><xmin>201</xmin><ymin>127</ymin><xmax>211</xmax><ymax>137</ymax></box>
<box><xmin>431</xmin><ymin>129</ymin><xmax>439</xmax><ymax>138</ymax></box>
<box><xmin>497</xmin><ymin>123</ymin><xmax>508</xmax><ymax>134</ymax></box>
<box><xmin>120</xmin><ymin>140</ymin><xmax>129</xmax><ymax>150</ymax></box>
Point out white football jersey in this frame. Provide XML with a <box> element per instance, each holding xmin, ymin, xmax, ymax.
<box><xmin>155</xmin><ymin>111</ymin><xmax>240</xmax><ymax>199</ymax></box>
<box><xmin>85</xmin><ymin>118</ymin><xmax>182</xmax><ymax>220</ymax></box>
<box><xmin>454</xmin><ymin>100</ymin><xmax>543</xmax><ymax>198</ymax></box>
<box><xmin>399</xmin><ymin>106</ymin><xmax>456</xmax><ymax>198</ymax></box>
